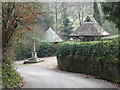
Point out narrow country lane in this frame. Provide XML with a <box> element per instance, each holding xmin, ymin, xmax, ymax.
<box><xmin>15</xmin><ymin>56</ymin><xmax>118</xmax><ymax>88</ymax></box>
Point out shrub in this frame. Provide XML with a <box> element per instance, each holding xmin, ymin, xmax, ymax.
<box><xmin>57</xmin><ymin>38</ymin><xmax>119</xmax><ymax>83</ymax></box>
<box><xmin>0</xmin><ymin>63</ymin><xmax>2</xmax><ymax>89</ymax></box>
<box><xmin>2</xmin><ymin>58</ymin><xmax>21</xmax><ymax>88</ymax></box>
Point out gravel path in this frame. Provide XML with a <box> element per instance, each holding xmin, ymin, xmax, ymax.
<box><xmin>15</xmin><ymin>56</ymin><xmax>119</xmax><ymax>88</ymax></box>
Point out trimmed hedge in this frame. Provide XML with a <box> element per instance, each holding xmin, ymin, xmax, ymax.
<box><xmin>37</xmin><ymin>42</ymin><xmax>56</xmax><ymax>57</ymax></box>
<box><xmin>57</xmin><ymin>38</ymin><xmax>120</xmax><ymax>83</ymax></box>
<box><xmin>13</xmin><ymin>42</ymin><xmax>56</xmax><ymax>60</ymax></box>
<box><xmin>100</xmin><ymin>35</ymin><xmax>119</xmax><ymax>41</ymax></box>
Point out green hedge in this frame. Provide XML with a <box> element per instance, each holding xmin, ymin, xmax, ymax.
<box><xmin>57</xmin><ymin>38</ymin><xmax>120</xmax><ymax>83</ymax></box>
<box><xmin>37</xmin><ymin>42</ymin><xmax>56</xmax><ymax>57</ymax></box>
<box><xmin>13</xmin><ymin>42</ymin><xmax>56</xmax><ymax>60</ymax></box>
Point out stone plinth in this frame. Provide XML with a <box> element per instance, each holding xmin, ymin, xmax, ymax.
<box><xmin>23</xmin><ymin>51</ymin><xmax>44</xmax><ymax>64</ymax></box>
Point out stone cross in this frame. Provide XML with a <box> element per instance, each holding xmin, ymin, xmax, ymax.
<box><xmin>33</xmin><ymin>38</ymin><xmax>36</xmax><ymax>52</ymax></box>
<box><xmin>23</xmin><ymin>38</ymin><xmax>44</xmax><ymax>64</ymax></box>
<box><xmin>32</xmin><ymin>38</ymin><xmax>37</xmax><ymax>58</ymax></box>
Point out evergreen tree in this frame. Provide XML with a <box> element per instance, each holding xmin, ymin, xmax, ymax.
<box><xmin>62</xmin><ymin>17</ymin><xmax>73</xmax><ymax>35</ymax></box>
<box><xmin>101</xmin><ymin>2</ymin><xmax>120</xmax><ymax>31</ymax></box>
<box><xmin>93</xmin><ymin>2</ymin><xmax>101</xmax><ymax>26</ymax></box>
<box><xmin>61</xmin><ymin>2</ymin><xmax>73</xmax><ymax>36</ymax></box>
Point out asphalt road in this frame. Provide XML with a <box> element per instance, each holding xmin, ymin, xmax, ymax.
<box><xmin>15</xmin><ymin>56</ymin><xmax>118</xmax><ymax>88</ymax></box>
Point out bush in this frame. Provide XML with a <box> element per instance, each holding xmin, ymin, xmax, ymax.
<box><xmin>2</xmin><ymin>58</ymin><xmax>21</xmax><ymax>88</ymax></box>
<box><xmin>57</xmin><ymin>38</ymin><xmax>119</xmax><ymax>83</ymax></box>
<box><xmin>100</xmin><ymin>35</ymin><xmax>119</xmax><ymax>41</ymax></box>
<box><xmin>13</xmin><ymin>42</ymin><xmax>32</xmax><ymax>60</ymax></box>
<box><xmin>37</xmin><ymin>42</ymin><xmax>56</xmax><ymax>57</ymax></box>
<box><xmin>0</xmin><ymin>63</ymin><xmax>2</xmax><ymax>89</ymax></box>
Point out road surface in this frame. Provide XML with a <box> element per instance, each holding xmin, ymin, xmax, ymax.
<box><xmin>15</xmin><ymin>56</ymin><xmax>118</xmax><ymax>88</ymax></box>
